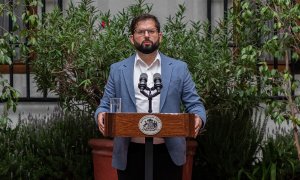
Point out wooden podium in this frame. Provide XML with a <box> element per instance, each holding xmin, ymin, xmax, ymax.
<box><xmin>103</xmin><ymin>112</ymin><xmax>196</xmax><ymax>180</ymax></box>
<box><xmin>104</xmin><ymin>113</ymin><xmax>195</xmax><ymax>137</ymax></box>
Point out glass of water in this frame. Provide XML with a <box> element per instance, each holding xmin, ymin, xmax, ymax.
<box><xmin>110</xmin><ymin>98</ymin><xmax>121</xmax><ymax>113</ymax></box>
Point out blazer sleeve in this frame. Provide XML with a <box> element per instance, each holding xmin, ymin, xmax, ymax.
<box><xmin>94</xmin><ymin>64</ymin><xmax>116</xmax><ymax>124</ymax></box>
<box><xmin>181</xmin><ymin>62</ymin><xmax>207</xmax><ymax>126</ymax></box>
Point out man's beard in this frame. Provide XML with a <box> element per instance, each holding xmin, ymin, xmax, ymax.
<box><xmin>134</xmin><ymin>39</ymin><xmax>160</xmax><ymax>54</ymax></box>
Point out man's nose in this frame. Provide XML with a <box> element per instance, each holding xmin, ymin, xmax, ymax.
<box><xmin>144</xmin><ymin>30</ymin><xmax>150</xmax><ymax>37</ymax></box>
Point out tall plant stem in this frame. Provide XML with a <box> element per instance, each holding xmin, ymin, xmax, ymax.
<box><xmin>295</xmin><ymin>0</ymin><xmax>300</xmax><ymax>160</ymax></box>
<box><xmin>232</xmin><ymin>0</ymin><xmax>241</xmax><ymax>61</ymax></box>
<box><xmin>284</xmin><ymin>50</ymin><xmax>300</xmax><ymax>160</ymax></box>
<box><xmin>292</xmin><ymin>123</ymin><xmax>300</xmax><ymax>160</ymax></box>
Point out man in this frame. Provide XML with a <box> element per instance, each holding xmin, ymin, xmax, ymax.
<box><xmin>95</xmin><ymin>13</ymin><xmax>206</xmax><ymax>180</ymax></box>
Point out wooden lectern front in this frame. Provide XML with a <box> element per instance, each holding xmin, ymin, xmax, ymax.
<box><xmin>103</xmin><ymin>113</ymin><xmax>195</xmax><ymax>138</ymax></box>
<box><xmin>103</xmin><ymin>112</ymin><xmax>195</xmax><ymax>180</ymax></box>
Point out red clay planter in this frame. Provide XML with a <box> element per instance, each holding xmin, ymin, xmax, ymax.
<box><xmin>89</xmin><ymin>138</ymin><xmax>198</xmax><ymax>180</ymax></box>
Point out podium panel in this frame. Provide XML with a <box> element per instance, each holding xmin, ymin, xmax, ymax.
<box><xmin>104</xmin><ymin>113</ymin><xmax>195</xmax><ymax>137</ymax></box>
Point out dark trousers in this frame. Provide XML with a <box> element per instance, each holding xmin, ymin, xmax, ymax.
<box><xmin>117</xmin><ymin>142</ymin><xmax>183</xmax><ymax>180</ymax></box>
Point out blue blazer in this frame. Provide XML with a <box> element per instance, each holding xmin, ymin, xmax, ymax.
<box><xmin>95</xmin><ymin>52</ymin><xmax>206</xmax><ymax>170</ymax></box>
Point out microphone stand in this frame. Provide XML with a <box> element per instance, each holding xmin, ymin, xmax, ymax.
<box><xmin>139</xmin><ymin>85</ymin><xmax>161</xmax><ymax>180</ymax></box>
<box><xmin>140</xmin><ymin>87</ymin><xmax>160</xmax><ymax>114</ymax></box>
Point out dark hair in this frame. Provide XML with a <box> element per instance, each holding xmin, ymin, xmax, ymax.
<box><xmin>130</xmin><ymin>14</ymin><xmax>160</xmax><ymax>35</ymax></box>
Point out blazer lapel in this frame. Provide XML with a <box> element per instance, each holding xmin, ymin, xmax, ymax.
<box><xmin>121</xmin><ymin>53</ymin><xmax>173</xmax><ymax>111</ymax></box>
<box><xmin>160</xmin><ymin>54</ymin><xmax>173</xmax><ymax>111</ymax></box>
<box><xmin>122</xmin><ymin>55</ymin><xmax>136</xmax><ymax>106</ymax></box>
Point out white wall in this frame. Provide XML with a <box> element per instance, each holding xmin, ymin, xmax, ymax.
<box><xmin>5</xmin><ymin>102</ymin><xmax>59</xmax><ymax>127</ymax></box>
<box><xmin>1</xmin><ymin>74</ymin><xmax>59</xmax><ymax>127</ymax></box>
<box><xmin>61</xmin><ymin>0</ymin><xmax>233</xmax><ymax>26</ymax></box>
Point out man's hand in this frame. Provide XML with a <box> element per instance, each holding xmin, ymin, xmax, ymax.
<box><xmin>97</xmin><ymin>112</ymin><xmax>106</xmax><ymax>134</ymax></box>
<box><xmin>194</xmin><ymin>115</ymin><xmax>202</xmax><ymax>138</ymax></box>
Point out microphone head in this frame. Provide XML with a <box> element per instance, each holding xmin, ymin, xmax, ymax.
<box><xmin>153</xmin><ymin>73</ymin><xmax>162</xmax><ymax>92</ymax></box>
<box><xmin>153</xmin><ymin>73</ymin><xmax>161</xmax><ymax>84</ymax></box>
<box><xmin>138</xmin><ymin>73</ymin><xmax>148</xmax><ymax>91</ymax></box>
<box><xmin>139</xmin><ymin>73</ymin><xmax>148</xmax><ymax>81</ymax></box>
<box><xmin>153</xmin><ymin>73</ymin><xmax>161</xmax><ymax>80</ymax></box>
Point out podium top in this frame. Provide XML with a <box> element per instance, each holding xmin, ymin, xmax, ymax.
<box><xmin>104</xmin><ymin>113</ymin><xmax>195</xmax><ymax>138</ymax></box>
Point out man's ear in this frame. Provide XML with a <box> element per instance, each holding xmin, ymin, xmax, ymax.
<box><xmin>158</xmin><ymin>32</ymin><xmax>163</xmax><ymax>43</ymax></box>
<box><xmin>129</xmin><ymin>35</ymin><xmax>134</xmax><ymax>45</ymax></box>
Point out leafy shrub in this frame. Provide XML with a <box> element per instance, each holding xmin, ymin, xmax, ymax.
<box><xmin>160</xmin><ymin>4</ymin><xmax>267</xmax><ymax>179</ymax></box>
<box><xmin>0</xmin><ymin>0</ymin><xmax>26</xmax><ymax>128</ymax></box>
<box><xmin>0</xmin><ymin>109</ymin><xmax>99</xmax><ymax>179</ymax></box>
<box><xmin>238</xmin><ymin>130</ymin><xmax>300</xmax><ymax>180</ymax></box>
<box><xmin>161</xmin><ymin>4</ymin><xmax>261</xmax><ymax>111</ymax></box>
<box><xmin>32</xmin><ymin>0</ymin><xmax>152</xmax><ymax>113</ymax></box>
<box><xmin>230</xmin><ymin>0</ymin><xmax>300</xmax><ymax>163</ymax></box>
<box><xmin>192</xmin><ymin>108</ymin><xmax>267</xmax><ymax>180</ymax></box>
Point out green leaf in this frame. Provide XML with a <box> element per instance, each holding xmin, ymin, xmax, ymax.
<box><xmin>270</xmin><ymin>163</ymin><xmax>276</xmax><ymax>180</ymax></box>
<box><xmin>283</xmin><ymin>73</ymin><xmax>291</xmax><ymax>80</ymax></box>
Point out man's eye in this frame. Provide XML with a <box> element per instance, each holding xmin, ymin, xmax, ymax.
<box><xmin>134</xmin><ymin>29</ymin><xmax>157</xmax><ymax>36</ymax></box>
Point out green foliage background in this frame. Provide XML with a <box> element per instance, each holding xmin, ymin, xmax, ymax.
<box><xmin>0</xmin><ymin>110</ymin><xmax>99</xmax><ymax>179</ymax></box>
<box><xmin>1</xmin><ymin>0</ymin><xmax>300</xmax><ymax>179</ymax></box>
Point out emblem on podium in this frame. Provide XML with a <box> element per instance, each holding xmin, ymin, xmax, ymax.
<box><xmin>138</xmin><ymin>115</ymin><xmax>162</xmax><ymax>135</ymax></box>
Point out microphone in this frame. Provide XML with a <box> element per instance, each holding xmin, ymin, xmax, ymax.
<box><xmin>138</xmin><ymin>73</ymin><xmax>148</xmax><ymax>91</ymax></box>
<box><xmin>153</xmin><ymin>73</ymin><xmax>162</xmax><ymax>92</ymax></box>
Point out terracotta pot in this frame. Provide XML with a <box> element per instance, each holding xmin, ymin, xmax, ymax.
<box><xmin>183</xmin><ymin>139</ymin><xmax>198</xmax><ymax>180</ymax></box>
<box><xmin>89</xmin><ymin>138</ymin><xmax>117</xmax><ymax>180</ymax></box>
<box><xmin>88</xmin><ymin>138</ymin><xmax>198</xmax><ymax>180</ymax></box>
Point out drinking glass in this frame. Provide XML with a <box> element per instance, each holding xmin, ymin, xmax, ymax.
<box><xmin>110</xmin><ymin>98</ymin><xmax>121</xmax><ymax>113</ymax></box>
